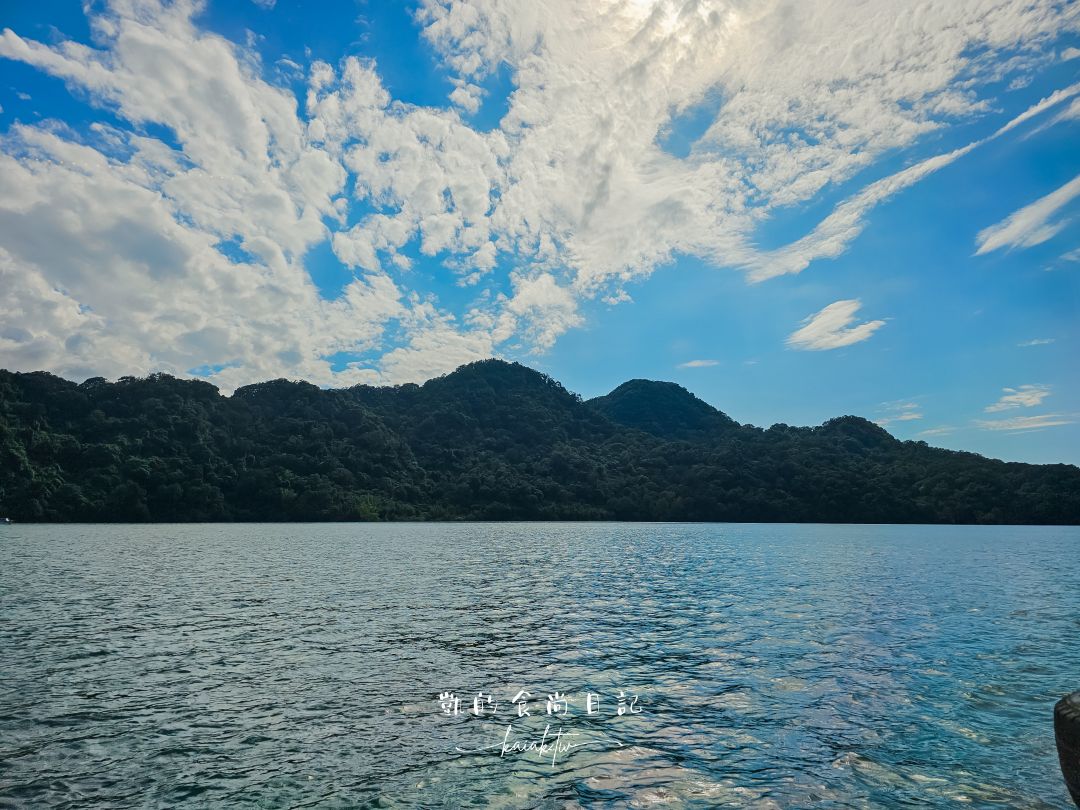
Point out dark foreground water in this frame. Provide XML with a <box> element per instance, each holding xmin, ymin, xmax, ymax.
<box><xmin>1</xmin><ymin>524</ymin><xmax>1078</xmax><ymax>808</ymax></box>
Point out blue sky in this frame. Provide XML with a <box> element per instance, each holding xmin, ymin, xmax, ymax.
<box><xmin>0</xmin><ymin>0</ymin><xmax>1078</xmax><ymax>464</ymax></box>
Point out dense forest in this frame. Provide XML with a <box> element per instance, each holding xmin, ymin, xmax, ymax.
<box><xmin>1</xmin><ymin>359</ymin><xmax>1077</xmax><ymax>524</ymax></box>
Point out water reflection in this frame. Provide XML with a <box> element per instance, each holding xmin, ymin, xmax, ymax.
<box><xmin>0</xmin><ymin>523</ymin><xmax>1077</xmax><ymax>808</ymax></box>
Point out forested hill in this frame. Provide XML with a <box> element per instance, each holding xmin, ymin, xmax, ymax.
<box><xmin>1</xmin><ymin>359</ymin><xmax>1078</xmax><ymax>524</ymax></box>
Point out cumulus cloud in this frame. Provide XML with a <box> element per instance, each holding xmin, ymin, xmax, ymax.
<box><xmin>0</xmin><ymin>0</ymin><xmax>1077</xmax><ymax>387</ymax></box>
<box><xmin>374</xmin><ymin>308</ymin><xmax>497</xmax><ymax>384</ymax></box>
<box><xmin>984</xmin><ymin>384</ymin><xmax>1052</xmax><ymax>412</ymax></box>
<box><xmin>976</xmin><ymin>413</ymin><xmax>1074</xmax><ymax>431</ymax></box>
<box><xmin>975</xmin><ymin>173</ymin><xmax>1080</xmax><ymax>255</ymax></box>
<box><xmin>786</xmin><ymin>299</ymin><xmax>885</xmax><ymax>351</ymax></box>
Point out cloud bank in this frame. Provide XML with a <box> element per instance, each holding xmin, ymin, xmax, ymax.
<box><xmin>0</xmin><ymin>0</ymin><xmax>1077</xmax><ymax>389</ymax></box>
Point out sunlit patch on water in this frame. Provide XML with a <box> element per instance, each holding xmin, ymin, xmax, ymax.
<box><xmin>0</xmin><ymin>522</ymin><xmax>1077</xmax><ymax>807</ymax></box>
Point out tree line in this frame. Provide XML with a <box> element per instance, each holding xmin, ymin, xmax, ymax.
<box><xmin>1</xmin><ymin>359</ymin><xmax>1077</xmax><ymax>524</ymax></box>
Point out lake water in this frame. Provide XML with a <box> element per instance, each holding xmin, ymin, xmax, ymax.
<box><xmin>1</xmin><ymin>523</ymin><xmax>1078</xmax><ymax>808</ymax></box>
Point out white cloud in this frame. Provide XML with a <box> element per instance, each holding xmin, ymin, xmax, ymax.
<box><xmin>742</xmin><ymin>141</ymin><xmax>982</xmax><ymax>281</ymax></box>
<box><xmin>1018</xmin><ymin>337</ymin><xmax>1055</xmax><ymax>346</ymax></box>
<box><xmin>741</xmin><ymin>83</ymin><xmax>1080</xmax><ymax>281</ymax></box>
<box><xmin>976</xmin><ymin>414</ymin><xmax>1074</xmax><ymax>431</ymax></box>
<box><xmin>917</xmin><ymin>425</ymin><xmax>954</xmax><ymax>437</ymax></box>
<box><xmin>678</xmin><ymin>359</ymin><xmax>719</xmax><ymax>368</ymax></box>
<box><xmin>501</xmin><ymin>272</ymin><xmax>584</xmax><ymax>350</ymax></box>
<box><xmin>975</xmin><ymin>173</ymin><xmax>1080</xmax><ymax>255</ymax></box>
<box><xmin>875</xmin><ymin>400</ymin><xmax>923</xmax><ymax>426</ymax></box>
<box><xmin>993</xmin><ymin>82</ymin><xmax>1080</xmax><ymax>138</ymax></box>
<box><xmin>0</xmin><ymin>9</ymin><xmax>391</xmax><ymax>392</ymax></box>
<box><xmin>984</xmin><ymin>384</ymin><xmax>1052</xmax><ymax>412</ymax></box>
<box><xmin>371</xmin><ymin>305</ymin><xmax>497</xmax><ymax>384</ymax></box>
<box><xmin>1027</xmin><ymin>96</ymin><xmax>1080</xmax><ymax>136</ymax></box>
<box><xmin>787</xmin><ymin>299</ymin><xmax>885</xmax><ymax>351</ymax></box>
<box><xmin>0</xmin><ymin>0</ymin><xmax>1077</xmax><ymax>387</ymax></box>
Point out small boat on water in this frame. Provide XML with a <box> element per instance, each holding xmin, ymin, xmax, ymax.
<box><xmin>1058</xmin><ymin>691</ymin><xmax>1080</xmax><ymax>807</ymax></box>
<box><xmin>0</xmin><ymin>517</ymin><xmax>11</xmax><ymax>524</ymax></box>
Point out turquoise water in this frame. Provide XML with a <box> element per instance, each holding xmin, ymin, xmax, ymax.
<box><xmin>1</xmin><ymin>523</ymin><xmax>1078</xmax><ymax>808</ymax></box>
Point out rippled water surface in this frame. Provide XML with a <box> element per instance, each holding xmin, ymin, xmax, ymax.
<box><xmin>2</xmin><ymin>523</ymin><xmax>1078</xmax><ymax>808</ymax></box>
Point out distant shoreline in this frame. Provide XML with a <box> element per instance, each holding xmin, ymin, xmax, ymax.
<box><xmin>6</xmin><ymin>520</ymin><xmax>1080</xmax><ymax>527</ymax></box>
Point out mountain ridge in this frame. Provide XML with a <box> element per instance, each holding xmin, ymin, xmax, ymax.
<box><xmin>1</xmin><ymin>359</ymin><xmax>1077</xmax><ymax>524</ymax></box>
<box><xmin>588</xmin><ymin>378</ymin><xmax>739</xmax><ymax>439</ymax></box>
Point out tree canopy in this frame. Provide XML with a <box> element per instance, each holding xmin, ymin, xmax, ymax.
<box><xmin>1</xmin><ymin>360</ymin><xmax>1077</xmax><ymax>524</ymax></box>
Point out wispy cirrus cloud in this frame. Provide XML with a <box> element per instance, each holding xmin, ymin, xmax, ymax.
<box><xmin>976</xmin><ymin>413</ymin><xmax>1074</xmax><ymax>431</ymax></box>
<box><xmin>677</xmin><ymin>359</ymin><xmax>719</xmax><ymax>369</ymax></box>
<box><xmin>787</xmin><ymin>299</ymin><xmax>885</xmax><ymax>351</ymax></box>
<box><xmin>975</xmin><ymin>173</ymin><xmax>1080</xmax><ymax>255</ymax></box>
<box><xmin>917</xmin><ymin>425</ymin><xmax>954</xmax><ymax>438</ymax></box>
<box><xmin>984</xmin><ymin>384</ymin><xmax>1052</xmax><ymax>412</ymax></box>
<box><xmin>1018</xmin><ymin>337</ymin><xmax>1055</xmax><ymax>346</ymax></box>
<box><xmin>874</xmin><ymin>400</ymin><xmax>923</xmax><ymax>427</ymax></box>
<box><xmin>741</xmin><ymin>82</ymin><xmax>1080</xmax><ymax>282</ymax></box>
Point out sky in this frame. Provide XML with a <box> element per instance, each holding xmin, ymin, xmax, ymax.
<box><xmin>0</xmin><ymin>0</ymin><xmax>1078</xmax><ymax>465</ymax></box>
